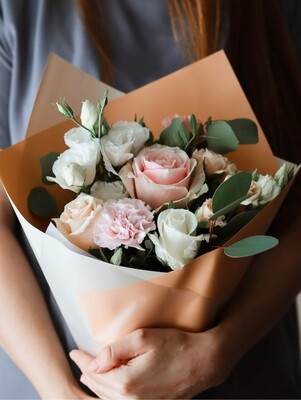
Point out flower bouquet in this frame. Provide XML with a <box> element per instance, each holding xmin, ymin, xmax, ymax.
<box><xmin>0</xmin><ymin>51</ymin><xmax>299</xmax><ymax>355</ymax></box>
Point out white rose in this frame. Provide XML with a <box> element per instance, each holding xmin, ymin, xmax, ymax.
<box><xmin>195</xmin><ymin>198</ymin><xmax>226</xmax><ymax>227</ymax></box>
<box><xmin>100</xmin><ymin>121</ymin><xmax>150</xmax><ymax>173</ymax></box>
<box><xmin>90</xmin><ymin>180</ymin><xmax>128</xmax><ymax>202</ymax></box>
<box><xmin>148</xmin><ymin>208</ymin><xmax>208</xmax><ymax>270</ymax></box>
<box><xmin>241</xmin><ymin>180</ymin><xmax>262</xmax><ymax>206</ymax></box>
<box><xmin>257</xmin><ymin>174</ymin><xmax>281</xmax><ymax>205</ymax></box>
<box><xmin>53</xmin><ymin>193</ymin><xmax>103</xmax><ymax>250</ymax></box>
<box><xmin>47</xmin><ymin>142</ymin><xmax>99</xmax><ymax>192</ymax></box>
<box><xmin>80</xmin><ymin>100</ymin><xmax>98</xmax><ymax>131</ymax></box>
<box><xmin>64</xmin><ymin>127</ymin><xmax>101</xmax><ymax>163</ymax></box>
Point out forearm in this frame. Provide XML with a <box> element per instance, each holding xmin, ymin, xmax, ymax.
<box><xmin>0</xmin><ymin>190</ymin><xmax>80</xmax><ymax>398</ymax></box>
<box><xmin>215</xmin><ymin>208</ymin><xmax>301</xmax><ymax>369</ymax></box>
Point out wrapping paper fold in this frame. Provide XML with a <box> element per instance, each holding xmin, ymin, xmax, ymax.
<box><xmin>0</xmin><ymin>51</ymin><xmax>299</xmax><ymax>355</ymax></box>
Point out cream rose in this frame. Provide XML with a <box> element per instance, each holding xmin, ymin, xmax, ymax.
<box><xmin>100</xmin><ymin>121</ymin><xmax>150</xmax><ymax>173</ymax></box>
<box><xmin>119</xmin><ymin>144</ymin><xmax>208</xmax><ymax>210</ymax></box>
<box><xmin>53</xmin><ymin>193</ymin><xmax>103</xmax><ymax>250</ymax></box>
<box><xmin>193</xmin><ymin>148</ymin><xmax>237</xmax><ymax>176</ymax></box>
<box><xmin>149</xmin><ymin>208</ymin><xmax>209</xmax><ymax>270</ymax></box>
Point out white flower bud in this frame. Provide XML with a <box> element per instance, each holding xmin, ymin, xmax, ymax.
<box><xmin>80</xmin><ymin>100</ymin><xmax>98</xmax><ymax>131</ymax></box>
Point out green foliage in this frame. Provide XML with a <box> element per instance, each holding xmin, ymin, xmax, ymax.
<box><xmin>159</xmin><ymin>118</ymin><xmax>190</xmax><ymax>149</ymax></box>
<box><xmin>40</xmin><ymin>152</ymin><xmax>59</xmax><ymax>184</ymax></box>
<box><xmin>224</xmin><ymin>235</ymin><xmax>279</xmax><ymax>257</ymax></box>
<box><xmin>27</xmin><ymin>187</ymin><xmax>57</xmax><ymax>218</ymax></box>
<box><xmin>226</xmin><ymin>118</ymin><xmax>258</xmax><ymax>144</ymax></box>
<box><xmin>206</xmin><ymin>121</ymin><xmax>239</xmax><ymax>153</ymax></box>
<box><xmin>214</xmin><ymin>210</ymin><xmax>259</xmax><ymax>244</ymax></box>
<box><xmin>211</xmin><ymin>172</ymin><xmax>252</xmax><ymax>219</ymax></box>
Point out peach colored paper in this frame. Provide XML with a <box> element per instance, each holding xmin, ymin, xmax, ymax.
<box><xmin>0</xmin><ymin>51</ymin><xmax>299</xmax><ymax>354</ymax></box>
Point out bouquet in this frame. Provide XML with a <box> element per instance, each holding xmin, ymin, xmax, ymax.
<box><xmin>0</xmin><ymin>51</ymin><xmax>299</xmax><ymax>355</ymax></box>
<box><xmin>28</xmin><ymin>91</ymin><xmax>290</xmax><ymax>271</ymax></box>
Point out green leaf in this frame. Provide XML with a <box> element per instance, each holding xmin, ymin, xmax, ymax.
<box><xmin>224</xmin><ymin>235</ymin><xmax>279</xmax><ymax>258</ymax></box>
<box><xmin>206</xmin><ymin>121</ymin><xmax>239</xmax><ymax>153</ymax></box>
<box><xmin>40</xmin><ymin>152</ymin><xmax>59</xmax><ymax>184</ymax></box>
<box><xmin>27</xmin><ymin>187</ymin><xmax>57</xmax><ymax>218</ymax></box>
<box><xmin>211</xmin><ymin>172</ymin><xmax>252</xmax><ymax>218</ymax></box>
<box><xmin>226</xmin><ymin>118</ymin><xmax>258</xmax><ymax>144</ymax></box>
<box><xmin>159</xmin><ymin>118</ymin><xmax>190</xmax><ymax>149</ymax></box>
<box><xmin>110</xmin><ymin>247</ymin><xmax>123</xmax><ymax>265</ymax></box>
<box><xmin>189</xmin><ymin>114</ymin><xmax>197</xmax><ymax>137</ymax></box>
<box><xmin>214</xmin><ymin>210</ymin><xmax>259</xmax><ymax>243</ymax></box>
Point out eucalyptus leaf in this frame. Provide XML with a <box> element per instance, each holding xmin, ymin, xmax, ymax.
<box><xmin>110</xmin><ymin>247</ymin><xmax>123</xmax><ymax>265</ymax></box>
<box><xmin>159</xmin><ymin>118</ymin><xmax>190</xmax><ymax>149</ymax></box>
<box><xmin>28</xmin><ymin>187</ymin><xmax>57</xmax><ymax>218</ymax></box>
<box><xmin>224</xmin><ymin>235</ymin><xmax>279</xmax><ymax>258</ymax></box>
<box><xmin>40</xmin><ymin>152</ymin><xmax>59</xmax><ymax>184</ymax></box>
<box><xmin>214</xmin><ymin>210</ymin><xmax>259</xmax><ymax>243</ymax></box>
<box><xmin>210</xmin><ymin>196</ymin><xmax>247</xmax><ymax>220</ymax></box>
<box><xmin>211</xmin><ymin>172</ymin><xmax>252</xmax><ymax>217</ymax></box>
<box><xmin>206</xmin><ymin>121</ymin><xmax>239</xmax><ymax>153</ymax></box>
<box><xmin>226</xmin><ymin>118</ymin><xmax>258</xmax><ymax>144</ymax></box>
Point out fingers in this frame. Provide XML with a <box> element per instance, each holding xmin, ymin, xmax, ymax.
<box><xmin>88</xmin><ymin>329</ymin><xmax>149</xmax><ymax>373</ymax></box>
<box><xmin>69</xmin><ymin>349</ymin><xmax>95</xmax><ymax>372</ymax></box>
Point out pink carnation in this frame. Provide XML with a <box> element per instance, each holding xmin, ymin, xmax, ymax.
<box><xmin>93</xmin><ymin>198</ymin><xmax>155</xmax><ymax>250</ymax></box>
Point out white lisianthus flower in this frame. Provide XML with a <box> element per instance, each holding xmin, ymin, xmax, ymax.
<box><xmin>80</xmin><ymin>100</ymin><xmax>98</xmax><ymax>131</ymax></box>
<box><xmin>257</xmin><ymin>174</ymin><xmax>281</xmax><ymax>205</ymax></box>
<box><xmin>90</xmin><ymin>180</ymin><xmax>128</xmax><ymax>202</ymax></box>
<box><xmin>47</xmin><ymin>142</ymin><xmax>99</xmax><ymax>192</ymax></box>
<box><xmin>148</xmin><ymin>208</ymin><xmax>209</xmax><ymax>270</ymax></box>
<box><xmin>100</xmin><ymin>121</ymin><xmax>150</xmax><ymax>174</ymax></box>
<box><xmin>274</xmin><ymin>163</ymin><xmax>295</xmax><ymax>189</ymax></box>
<box><xmin>61</xmin><ymin>162</ymin><xmax>86</xmax><ymax>187</ymax></box>
<box><xmin>64</xmin><ymin>127</ymin><xmax>101</xmax><ymax>163</ymax></box>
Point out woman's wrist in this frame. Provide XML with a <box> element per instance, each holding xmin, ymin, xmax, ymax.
<box><xmin>38</xmin><ymin>376</ymin><xmax>91</xmax><ymax>400</ymax></box>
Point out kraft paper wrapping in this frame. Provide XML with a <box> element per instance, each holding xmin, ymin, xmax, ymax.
<box><xmin>0</xmin><ymin>51</ymin><xmax>299</xmax><ymax>355</ymax></box>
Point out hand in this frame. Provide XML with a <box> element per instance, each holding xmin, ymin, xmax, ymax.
<box><xmin>70</xmin><ymin>327</ymin><xmax>232</xmax><ymax>399</ymax></box>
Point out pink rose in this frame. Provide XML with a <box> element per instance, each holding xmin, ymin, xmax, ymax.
<box><xmin>53</xmin><ymin>193</ymin><xmax>103</xmax><ymax>250</ymax></box>
<box><xmin>193</xmin><ymin>148</ymin><xmax>237</xmax><ymax>176</ymax></box>
<box><xmin>161</xmin><ymin>114</ymin><xmax>192</xmax><ymax>129</ymax></box>
<box><xmin>195</xmin><ymin>198</ymin><xmax>226</xmax><ymax>228</ymax></box>
<box><xmin>119</xmin><ymin>144</ymin><xmax>208</xmax><ymax>210</ymax></box>
<box><xmin>93</xmin><ymin>198</ymin><xmax>155</xmax><ymax>250</ymax></box>
<box><xmin>161</xmin><ymin>114</ymin><xmax>202</xmax><ymax>130</ymax></box>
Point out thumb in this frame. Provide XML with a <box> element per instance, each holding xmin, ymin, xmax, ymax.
<box><xmin>93</xmin><ymin>330</ymin><xmax>147</xmax><ymax>373</ymax></box>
